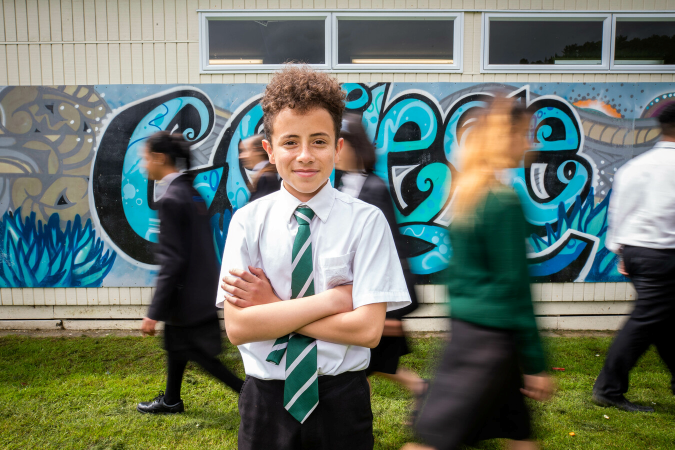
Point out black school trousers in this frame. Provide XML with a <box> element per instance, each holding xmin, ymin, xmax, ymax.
<box><xmin>238</xmin><ymin>371</ymin><xmax>373</xmax><ymax>450</ymax></box>
<box><xmin>594</xmin><ymin>246</ymin><xmax>675</xmax><ymax>398</ymax></box>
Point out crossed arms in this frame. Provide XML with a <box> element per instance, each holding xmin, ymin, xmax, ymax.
<box><xmin>221</xmin><ymin>267</ymin><xmax>386</xmax><ymax>348</ymax></box>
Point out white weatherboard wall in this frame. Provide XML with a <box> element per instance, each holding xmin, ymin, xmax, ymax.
<box><xmin>0</xmin><ymin>283</ymin><xmax>637</xmax><ymax>331</ymax></box>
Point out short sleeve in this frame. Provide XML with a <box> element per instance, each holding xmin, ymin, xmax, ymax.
<box><xmin>215</xmin><ymin>211</ymin><xmax>251</xmax><ymax>309</ymax></box>
<box><xmin>351</xmin><ymin>209</ymin><xmax>412</xmax><ymax>312</ymax></box>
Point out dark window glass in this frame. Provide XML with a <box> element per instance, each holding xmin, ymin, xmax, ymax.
<box><xmin>615</xmin><ymin>21</ymin><xmax>675</xmax><ymax>65</ymax></box>
<box><xmin>489</xmin><ymin>20</ymin><xmax>603</xmax><ymax>65</ymax></box>
<box><xmin>337</xmin><ymin>19</ymin><xmax>454</xmax><ymax>64</ymax></box>
<box><xmin>208</xmin><ymin>19</ymin><xmax>325</xmax><ymax>65</ymax></box>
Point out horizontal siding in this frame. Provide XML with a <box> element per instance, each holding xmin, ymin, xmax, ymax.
<box><xmin>0</xmin><ymin>316</ymin><xmax>628</xmax><ymax>331</ymax></box>
<box><xmin>1</xmin><ymin>1</ymin><xmax>675</xmax><ymax>85</ymax></box>
<box><xmin>0</xmin><ymin>287</ymin><xmax>635</xmax><ymax>331</ymax></box>
<box><xmin>0</xmin><ymin>283</ymin><xmax>637</xmax><ymax>307</ymax></box>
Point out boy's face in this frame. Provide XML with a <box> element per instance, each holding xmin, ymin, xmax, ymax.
<box><xmin>263</xmin><ymin>107</ymin><xmax>343</xmax><ymax>202</ymax></box>
<box><xmin>142</xmin><ymin>145</ymin><xmax>165</xmax><ymax>181</ymax></box>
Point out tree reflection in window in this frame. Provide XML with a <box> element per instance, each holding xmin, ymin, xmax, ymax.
<box><xmin>615</xmin><ymin>21</ymin><xmax>675</xmax><ymax>65</ymax></box>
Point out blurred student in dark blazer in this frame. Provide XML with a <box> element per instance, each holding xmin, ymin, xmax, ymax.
<box><xmin>239</xmin><ymin>134</ymin><xmax>281</xmax><ymax>202</ymax></box>
<box><xmin>336</xmin><ymin>114</ymin><xmax>426</xmax><ymax>407</ymax></box>
<box><xmin>137</xmin><ymin>131</ymin><xmax>243</xmax><ymax>414</ymax></box>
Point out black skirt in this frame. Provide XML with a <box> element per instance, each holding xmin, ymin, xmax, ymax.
<box><xmin>415</xmin><ymin>319</ymin><xmax>531</xmax><ymax>449</ymax></box>
<box><xmin>163</xmin><ymin>315</ymin><xmax>222</xmax><ymax>358</ymax></box>
<box><xmin>366</xmin><ymin>335</ymin><xmax>411</xmax><ymax>375</ymax></box>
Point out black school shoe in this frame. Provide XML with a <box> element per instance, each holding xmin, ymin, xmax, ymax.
<box><xmin>592</xmin><ymin>392</ymin><xmax>654</xmax><ymax>413</ymax></box>
<box><xmin>137</xmin><ymin>391</ymin><xmax>185</xmax><ymax>414</ymax></box>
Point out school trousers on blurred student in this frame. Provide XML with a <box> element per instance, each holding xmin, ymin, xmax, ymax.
<box><xmin>593</xmin><ymin>246</ymin><xmax>675</xmax><ymax>404</ymax></box>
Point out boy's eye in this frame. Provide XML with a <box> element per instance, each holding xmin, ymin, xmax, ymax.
<box><xmin>314</xmin><ymin>139</ymin><xmax>327</xmax><ymax>145</ymax></box>
<box><xmin>283</xmin><ymin>140</ymin><xmax>298</xmax><ymax>146</ymax></box>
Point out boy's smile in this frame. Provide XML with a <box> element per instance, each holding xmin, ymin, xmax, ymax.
<box><xmin>263</xmin><ymin>107</ymin><xmax>343</xmax><ymax>203</ymax></box>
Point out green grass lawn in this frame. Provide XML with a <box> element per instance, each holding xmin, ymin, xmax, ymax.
<box><xmin>0</xmin><ymin>334</ymin><xmax>673</xmax><ymax>449</ymax></box>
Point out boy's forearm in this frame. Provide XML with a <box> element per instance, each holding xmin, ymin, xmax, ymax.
<box><xmin>296</xmin><ymin>302</ymin><xmax>387</xmax><ymax>348</ymax></box>
<box><xmin>223</xmin><ymin>288</ymin><xmax>350</xmax><ymax>345</ymax></box>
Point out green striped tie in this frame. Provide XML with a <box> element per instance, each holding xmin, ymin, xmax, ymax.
<box><xmin>266</xmin><ymin>206</ymin><xmax>319</xmax><ymax>423</ymax></box>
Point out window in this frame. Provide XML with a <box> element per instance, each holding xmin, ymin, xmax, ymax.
<box><xmin>200</xmin><ymin>13</ymin><xmax>331</xmax><ymax>72</ymax></box>
<box><xmin>200</xmin><ymin>12</ymin><xmax>463</xmax><ymax>73</ymax></box>
<box><xmin>482</xmin><ymin>14</ymin><xmax>611</xmax><ymax>72</ymax></box>
<box><xmin>612</xmin><ymin>15</ymin><xmax>675</xmax><ymax>70</ymax></box>
<box><xmin>333</xmin><ymin>13</ymin><xmax>462</xmax><ymax>72</ymax></box>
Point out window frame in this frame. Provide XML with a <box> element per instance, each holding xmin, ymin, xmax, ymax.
<box><xmin>199</xmin><ymin>11</ymin><xmax>333</xmax><ymax>73</ymax></box>
<box><xmin>611</xmin><ymin>13</ymin><xmax>675</xmax><ymax>73</ymax></box>
<box><xmin>331</xmin><ymin>12</ymin><xmax>463</xmax><ymax>73</ymax></box>
<box><xmin>481</xmin><ymin>12</ymin><xmax>612</xmax><ymax>73</ymax></box>
<box><xmin>199</xmin><ymin>11</ymin><xmax>463</xmax><ymax>73</ymax></box>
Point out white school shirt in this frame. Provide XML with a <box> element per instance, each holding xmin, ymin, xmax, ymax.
<box><xmin>339</xmin><ymin>172</ymin><xmax>368</xmax><ymax>199</ymax></box>
<box><xmin>606</xmin><ymin>141</ymin><xmax>675</xmax><ymax>253</ymax></box>
<box><xmin>216</xmin><ymin>181</ymin><xmax>411</xmax><ymax>380</ymax></box>
<box><xmin>153</xmin><ymin>172</ymin><xmax>183</xmax><ymax>201</ymax></box>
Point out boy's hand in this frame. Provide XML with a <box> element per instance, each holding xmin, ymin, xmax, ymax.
<box><xmin>618</xmin><ymin>258</ymin><xmax>629</xmax><ymax>276</ymax></box>
<box><xmin>141</xmin><ymin>317</ymin><xmax>157</xmax><ymax>336</ymax></box>
<box><xmin>222</xmin><ymin>266</ymin><xmax>280</xmax><ymax>308</ymax></box>
<box><xmin>521</xmin><ymin>373</ymin><xmax>555</xmax><ymax>402</ymax></box>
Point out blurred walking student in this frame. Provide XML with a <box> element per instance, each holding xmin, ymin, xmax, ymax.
<box><xmin>592</xmin><ymin>103</ymin><xmax>675</xmax><ymax>413</ymax></box>
<box><xmin>217</xmin><ymin>66</ymin><xmax>411</xmax><ymax>450</ymax></box>
<box><xmin>137</xmin><ymin>131</ymin><xmax>243</xmax><ymax>414</ymax></box>
<box><xmin>239</xmin><ymin>134</ymin><xmax>281</xmax><ymax>201</ymax></box>
<box><xmin>403</xmin><ymin>99</ymin><xmax>554</xmax><ymax>450</ymax></box>
<box><xmin>336</xmin><ymin>114</ymin><xmax>426</xmax><ymax>407</ymax></box>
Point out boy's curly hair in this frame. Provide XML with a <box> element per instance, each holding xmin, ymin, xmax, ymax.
<box><xmin>262</xmin><ymin>65</ymin><xmax>346</xmax><ymax>143</ymax></box>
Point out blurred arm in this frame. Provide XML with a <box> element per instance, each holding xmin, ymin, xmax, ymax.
<box><xmin>362</xmin><ymin>177</ymin><xmax>419</xmax><ymax>320</ymax></box>
<box><xmin>147</xmin><ymin>199</ymin><xmax>186</xmax><ymax>321</ymax></box>
<box><xmin>484</xmin><ymin>191</ymin><xmax>546</xmax><ymax>375</ymax></box>
<box><xmin>605</xmin><ymin>167</ymin><xmax>625</xmax><ymax>254</ymax></box>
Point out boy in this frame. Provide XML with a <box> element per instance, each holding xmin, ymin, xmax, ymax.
<box><xmin>216</xmin><ymin>66</ymin><xmax>411</xmax><ymax>450</ymax></box>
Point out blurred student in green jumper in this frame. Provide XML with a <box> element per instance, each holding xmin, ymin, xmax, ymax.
<box><xmin>403</xmin><ymin>98</ymin><xmax>554</xmax><ymax>450</ymax></box>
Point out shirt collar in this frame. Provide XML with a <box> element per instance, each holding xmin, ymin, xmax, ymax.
<box><xmin>279</xmin><ymin>181</ymin><xmax>336</xmax><ymax>224</ymax></box>
<box><xmin>157</xmin><ymin>171</ymin><xmax>183</xmax><ymax>185</ymax></box>
<box><xmin>655</xmin><ymin>140</ymin><xmax>675</xmax><ymax>149</ymax></box>
<box><xmin>253</xmin><ymin>160</ymin><xmax>269</xmax><ymax>172</ymax></box>
<box><xmin>154</xmin><ymin>172</ymin><xmax>183</xmax><ymax>201</ymax></box>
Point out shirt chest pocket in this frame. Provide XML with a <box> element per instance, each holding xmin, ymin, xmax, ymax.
<box><xmin>318</xmin><ymin>252</ymin><xmax>355</xmax><ymax>290</ymax></box>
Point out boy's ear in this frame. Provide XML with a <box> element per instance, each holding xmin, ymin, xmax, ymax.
<box><xmin>262</xmin><ymin>139</ymin><xmax>275</xmax><ymax>164</ymax></box>
<box><xmin>152</xmin><ymin>152</ymin><xmax>167</xmax><ymax>166</ymax></box>
<box><xmin>334</xmin><ymin>137</ymin><xmax>344</xmax><ymax>164</ymax></box>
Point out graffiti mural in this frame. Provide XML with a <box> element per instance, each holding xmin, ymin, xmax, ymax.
<box><xmin>0</xmin><ymin>82</ymin><xmax>672</xmax><ymax>287</ymax></box>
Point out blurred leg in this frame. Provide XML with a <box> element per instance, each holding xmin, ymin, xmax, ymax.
<box><xmin>508</xmin><ymin>440</ymin><xmax>539</xmax><ymax>450</ymax></box>
<box><xmin>190</xmin><ymin>349</ymin><xmax>244</xmax><ymax>393</ymax></box>
<box><xmin>165</xmin><ymin>351</ymin><xmax>188</xmax><ymax>404</ymax></box>
<box><xmin>593</xmin><ymin>305</ymin><xmax>653</xmax><ymax>398</ymax></box>
<box><xmin>594</xmin><ymin>246</ymin><xmax>675</xmax><ymax>398</ymax></box>
<box><xmin>376</xmin><ymin>368</ymin><xmax>426</xmax><ymax>396</ymax></box>
<box><xmin>654</xmin><ymin>316</ymin><xmax>675</xmax><ymax>395</ymax></box>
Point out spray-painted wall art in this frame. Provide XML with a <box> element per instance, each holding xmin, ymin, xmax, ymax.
<box><xmin>0</xmin><ymin>82</ymin><xmax>671</xmax><ymax>287</ymax></box>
